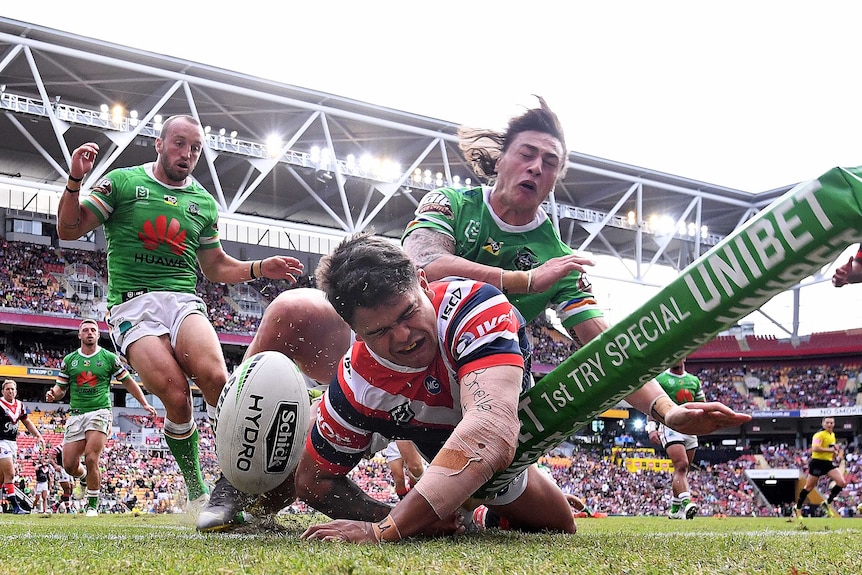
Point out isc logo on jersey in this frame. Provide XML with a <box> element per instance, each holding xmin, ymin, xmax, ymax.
<box><xmin>215</xmin><ymin>351</ymin><xmax>310</xmax><ymax>493</ymax></box>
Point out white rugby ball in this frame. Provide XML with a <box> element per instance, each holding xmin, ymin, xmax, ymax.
<box><xmin>215</xmin><ymin>351</ymin><xmax>310</xmax><ymax>494</ymax></box>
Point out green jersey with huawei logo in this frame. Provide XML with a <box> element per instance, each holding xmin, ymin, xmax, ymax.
<box><xmin>402</xmin><ymin>185</ymin><xmax>603</xmax><ymax>328</ymax></box>
<box><xmin>56</xmin><ymin>346</ymin><xmax>131</xmax><ymax>412</ymax></box>
<box><xmin>82</xmin><ymin>163</ymin><xmax>221</xmax><ymax>308</ymax></box>
<box><xmin>654</xmin><ymin>370</ymin><xmax>705</xmax><ymax>406</ymax></box>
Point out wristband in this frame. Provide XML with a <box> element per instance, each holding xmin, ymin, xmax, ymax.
<box><xmin>64</xmin><ymin>186</ymin><xmax>80</xmax><ymax>194</ymax></box>
<box><xmin>68</xmin><ymin>174</ymin><xmax>83</xmax><ymax>183</ymax></box>
<box><xmin>249</xmin><ymin>261</ymin><xmax>258</xmax><ymax>280</ymax></box>
<box><xmin>371</xmin><ymin>515</ymin><xmax>402</xmax><ymax>542</ymax></box>
<box><xmin>648</xmin><ymin>395</ymin><xmax>675</xmax><ymax>425</ymax></box>
<box><xmin>501</xmin><ymin>270</ymin><xmax>530</xmax><ymax>294</ymax></box>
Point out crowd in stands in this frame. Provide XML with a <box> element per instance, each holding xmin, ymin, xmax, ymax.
<box><xmin>0</xmin><ymin>239</ymin><xmax>311</xmax><ymax>332</ymax></box>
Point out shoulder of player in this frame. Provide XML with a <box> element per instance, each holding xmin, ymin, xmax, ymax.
<box><xmin>414</xmin><ymin>186</ymin><xmax>475</xmax><ymax>220</ymax></box>
<box><xmin>432</xmin><ymin>277</ymin><xmax>508</xmax><ymax>308</ymax></box>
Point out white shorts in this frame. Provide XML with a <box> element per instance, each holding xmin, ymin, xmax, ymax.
<box><xmin>35</xmin><ymin>481</ymin><xmax>49</xmax><ymax>494</ymax></box>
<box><xmin>659</xmin><ymin>424</ymin><xmax>698</xmax><ymax>451</ymax></box>
<box><xmin>64</xmin><ymin>409</ymin><xmax>113</xmax><ymax>443</ymax></box>
<box><xmin>106</xmin><ymin>292</ymin><xmax>208</xmax><ymax>359</ymax></box>
<box><xmin>0</xmin><ymin>439</ymin><xmax>17</xmax><ymax>460</ymax></box>
<box><xmin>56</xmin><ymin>468</ymin><xmax>72</xmax><ymax>483</ymax></box>
<box><xmin>383</xmin><ymin>442</ymin><xmax>403</xmax><ymax>463</ymax></box>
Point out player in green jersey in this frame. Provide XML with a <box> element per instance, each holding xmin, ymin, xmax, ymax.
<box><xmin>402</xmin><ymin>97</ymin><xmax>739</xmax><ymax>436</ymax></box>
<box><xmin>57</xmin><ymin>115</ymin><xmax>304</xmax><ymax>526</ymax></box>
<box><xmin>647</xmin><ymin>357</ymin><xmax>706</xmax><ymax>519</ymax></box>
<box><xmin>46</xmin><ymin>318</ymin><xmax>157</xmax><ymax>516</ymax></box>
<box><xmin>402</xmin><ymin>97</ymin><xmax>747</xmax><ymax>530</ymax></box>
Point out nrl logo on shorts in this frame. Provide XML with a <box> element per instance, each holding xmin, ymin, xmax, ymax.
<box><xmin>389</xmin><ymin>402</ymin><xmax>415</xmax><ymax>426</ymax></box>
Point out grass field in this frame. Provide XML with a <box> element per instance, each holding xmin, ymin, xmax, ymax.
<box><xmin>0</xmin><ymin>512</ymin><xmax>858</xmax><ymax>575</ymax></box>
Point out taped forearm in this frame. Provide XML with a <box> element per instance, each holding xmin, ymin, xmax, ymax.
<box><xmin>414</xmin><ymin>370</ymin><xmax>520</xmax><ymax>518</ymax></box>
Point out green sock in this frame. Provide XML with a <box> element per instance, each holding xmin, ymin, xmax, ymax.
<box><xmin>88</xmin><ymin>496</ymin><xmax>98</xmax><ymax>509</ymax></box>
<box><xmin>164</xmin><ymin>427</ymin><xmax>208</xmax><ymax>500</ymax></box>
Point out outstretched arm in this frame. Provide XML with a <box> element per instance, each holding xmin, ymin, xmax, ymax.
<box><xmin>197</xmin><ymin>247</ymin><xmax>305</xmax><ymax>285</ymax></box>
<box><xmin>403</xmin><ymin>228</ymin><xmax>593</xmax><ymax>294</ymax></box>
<box><xmin>571</xmin><ymin>317</ymin><xmax>751</xmax><ymax>435</ymax></box>
<box><xmin>302</xmin><ymin>365</ymin><xmax>522</xmax><ymax>543</ymax></box>
<box><xmin>57</xmin><ymin>143</ymin><xmax>103</xmax><ymax>241</ymax></box>
<box><xmin>294</xmin><ymin>451</ymin><xmax>393</xmax><ymax>522</ymax></box>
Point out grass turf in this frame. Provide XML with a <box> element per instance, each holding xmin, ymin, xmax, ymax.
<box><xmin>0</xmin><ymin>513</ymin><xmax>857</xmax><ymax>574</ymax></box>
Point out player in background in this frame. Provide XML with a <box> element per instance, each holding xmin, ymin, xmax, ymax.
<box><xmin>57</xmin><ymin>115</ymin><xmax>303</xmax><ymax>525</ymax></box>
<box><xmin>48</xmin><ymin>443</ymin><xmax>74</xmax><ymax>513</ymax></box>
<box><xmin>46</xmin><ymin>318</ymin><xmax>157</xmax><ymax>516</ymax></box>
<box><xmin>647</xmin><ymin>357</ymin><xmax>705</xmax><ymax>520</ymax></box>
<box><xmin>384</xmin><ymin>441</ymin><xmax>426</xmax><ymax>499</ymax></box>
<box><xmin>33</xmin><ymin>453</ymin><xmax>54</xmax><ymax>513</ymax></box>
<box><xmin>0</xmin><ymin>379</ymin><xmax>44</xmax><ymax>513</ymax></box>
<box><xmin>794</xmin><ymin>417</ymin><xmax>846</xmax><ymax>518</ymax></box>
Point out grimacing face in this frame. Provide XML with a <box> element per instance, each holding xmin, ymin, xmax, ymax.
<box><xmin>352</xmin><ymin>280</ymin><xmax>438</xmax><ymax>369</ymax></box>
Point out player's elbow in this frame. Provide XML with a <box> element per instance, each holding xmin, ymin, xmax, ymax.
<box><xmin>57</xmin><ymin>228</ymin><xmax>80</xmax><ymax>241</ymax></box>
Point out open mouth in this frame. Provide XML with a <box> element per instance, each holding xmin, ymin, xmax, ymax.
<box><xmin>518</xmin><ymin>180</ymin><xmax>537</xmax><ymax>192</ymax></box>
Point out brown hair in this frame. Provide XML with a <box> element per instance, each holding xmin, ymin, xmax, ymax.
<box><xmin>457</xmin><ymin>96</ymin><xmax>568</xmax><ymax>183</ymax></box>
<box><xmin>316</xmin><ymin>231</ymin><xmax>417</xmax><ymax>326</ymax></box>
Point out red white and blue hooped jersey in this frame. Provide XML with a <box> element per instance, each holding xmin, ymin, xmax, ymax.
<box><xmin>0</xmin><ymin>398</ymin><xmax>27</xmax><ymax>441</ymax></box>
<box><xmin>307</xmin><ymin>278</ymin><xmax>530</xmax><ymax>474</ymax></box>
